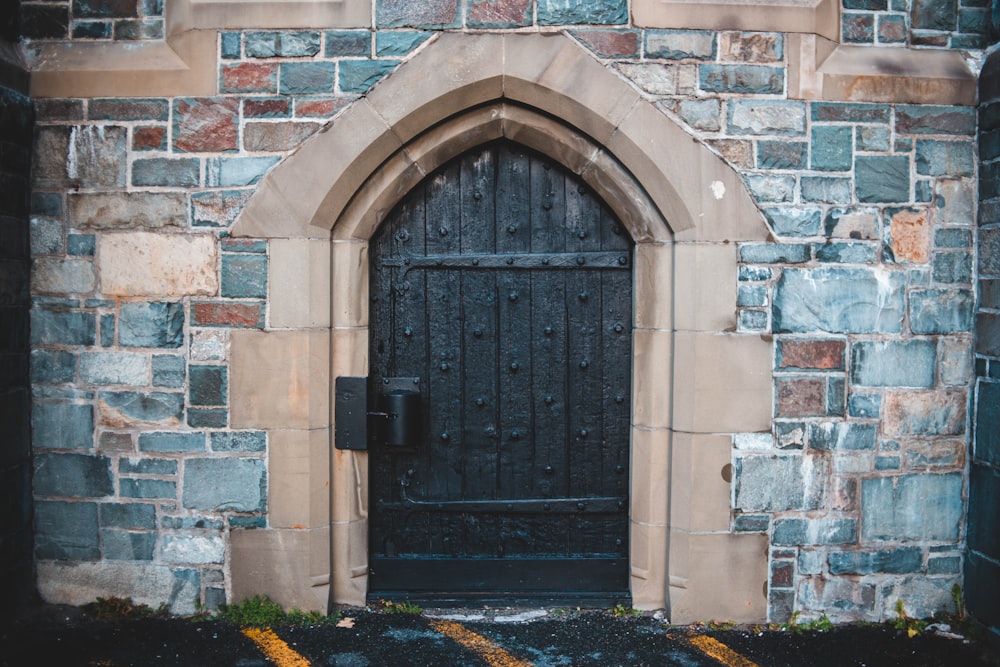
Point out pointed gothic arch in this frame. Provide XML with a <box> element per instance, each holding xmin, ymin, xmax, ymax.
<box><xmin>228</xmin><ymin>31</ymin><xmax>774</xmax><ymax>621</ymax></box>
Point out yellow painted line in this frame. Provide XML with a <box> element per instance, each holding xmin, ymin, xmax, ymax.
<box><xmin>687</xmin><ymin>633</ymin><xmax>759</xmax><ymax>667</ymax></box>
<box><xmin>241</xmin><ymin>627</ymin><xmax>311</xmax><ymax>667</ymax></box>
<box><xmin>429</xmin><ymin>619</ymin><xmax>534</xmax><ymax>667</ymax></box>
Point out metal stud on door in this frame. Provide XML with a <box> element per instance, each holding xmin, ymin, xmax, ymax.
<box><xmin>367</xmin><ymin>142</ymin><xmax>633</xmax><ymax>606</ymax></box>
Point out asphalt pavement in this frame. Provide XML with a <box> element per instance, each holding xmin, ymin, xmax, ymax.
<box><xmin>3</xmin><ymin>603</ymin><xmax>1000</xmax><ymax>667</ymax></box>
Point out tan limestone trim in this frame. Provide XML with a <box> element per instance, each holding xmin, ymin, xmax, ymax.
<box><xmin>24</xmin><ymin>0</ymin><xmax>370</xmax><ymax>98</ymax></box>
<box><xmin>632</xmin><ymin>0</ymin><xmax>840</xmax><ymax>41</ymax></box>
<box><xmin>788</xmin><ymin>34</ymin><xmax>977</xmax><ymax>105</ymax></box>
<box><xmin>234</xmin><ymin>31</ymin><xmax>767</xmax><ymax>244</ymax></box>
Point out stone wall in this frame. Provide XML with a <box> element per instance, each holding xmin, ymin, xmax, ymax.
<box><xmin>969</xmin><ymin>44</ymin><xmax>1000</xmax><ymax>642</ymax></box>
<box><xmin>1</xmin><ymin>2</ymin><xmax>34</xmax><ymax>623</ymax></box>
<box><xmin>23</xmin><ymin>0</ymin><xmax>983</xmax><ymax>622</ymax></box>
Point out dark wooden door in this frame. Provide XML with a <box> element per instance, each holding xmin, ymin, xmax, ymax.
<box><xmin>368</xmin><ymin>142</ymin><xmax>633</xmax><ymax>605</ymax></box>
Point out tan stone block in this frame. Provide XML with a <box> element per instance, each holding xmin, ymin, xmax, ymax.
<box><xmin>167</xmin><ymin>0</ymin><xmax>371</xmax><ymax>33</ymax></box>
<box><xmin>672</xmin><ymin>332</ymin><xmax>772</xmax><ymax>433</ymax></box>
<box><xmin>71</xmin><ymin>192</ymin><xmax>188</xmax><ymax>230</ymax></box>
<box><xmin>32</xmin><ymin>258</ymin><xmax>96</xmax><ymax>295</ymax></box>
<box><xmin>674</xmin><ymin>243</ymin><xmax>737</xmax><ymax>332</ymax></box>
<box><xmin>269</xmin><ymin>429</ymin><xmax>330</xmax><ymax>529</ymax></box>
<box><xmin>631</xmin><ymin>427</ymin><xmax>670</xmax><ymax>526</ymax></box>
<box><xmin>336</xmin><ymin>147</ymin><xmax>424</xmax><ymax>242</ymax></box>
<box><xmin>503</xmin><ymin>33</ymin><xmax>640</xmax><ymax>147</ymax></box>
<box><xmin>231</xmin><ymin>527</ymin><xmax>329</xmax><ymax>612</ymax></box>
<box><xmin>502</xmin><ymin>104</ymin><xmax>597</xmax><ymax>178</ymax></box>
<box><xmin>37</xmin><ymin>561</ymin><xmax>201</xmax><ymax>615</ymax></box>
<box><xmin>633</xmin><ymin>329</ymin><xmax>672</xmax><ymax>429</ymax></box>
<box><xmin>330</xmin><ymin>519</ymin><xmax>368</xmax><ymax>607</ymax></box>
<box><xmin>231</xmin><ymin>330</ymin><xmax>330</xmax><ymax>429</ymax></box>
<box><xmin>99</xmin><ymin>232</ymin><xmax>218</xmax><ymax>297</ymax></box>
<box><xmin>331</xmin><ymin>449</ymin><xmax>367</xmax><ymax>523</ymax></box>
<box><xmin>367</xmin><ymin>32</ymin><xmax>504</xmax><ymax>143</ymax></box>
<box><xmin>234</xmin><ymin>99</ymin><xmax>398</xmax><ymax>239</ymax></box>
<box><xmin>607</xmin><ymin>101</ymin><xmax>768</xmax><ymax>242</ymax></box>
<box><xmin>582</xmin><ymin>150</ymin><xmax>671</xmax><ymax>243</ymax></box>
<box><xmin>668</xmin><ymin>533</ymin><xmax>768</xmax><ymax>624</ymax></box>
<box><xmin>673</xmin><ymin>432</ymin><xmax>733</xmax><ymax>533</ymax></box>
<box><xmin>634</xmin><ymin>243</ymin><xmax>673</xmax><ymax>331</ymax></box>
<box><xmin>332</xmin><ymin>326</ymin><xmax>368</xmax><ymax>378</ymax></box>
<box><xmin>331</xmin><ymin>241</ymin><xmax>368</xmax><ymax>327</ymax></box>
<box><xmin>630</xmin><ymin>522</ymin><xmax>668</xmax><ymax>610</ymax></box>
<box><xmin>270</xmin><ymin>239</ymin><xmax>332</xmax><ymax>328</ymax></box>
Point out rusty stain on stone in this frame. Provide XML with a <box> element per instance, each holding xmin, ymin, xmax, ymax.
<box><xmin>889</xmin><ymin>208</ymin><xmax>930</xmax><ymax>264</ymax></box>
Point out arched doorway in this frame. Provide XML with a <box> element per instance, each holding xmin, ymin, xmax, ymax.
<box><xmin>367</xmin><ymin>142</ymin><xmax>633</xmax><ymax>604</ymax></box>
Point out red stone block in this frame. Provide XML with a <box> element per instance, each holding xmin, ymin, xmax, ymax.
<box><xmin>220</xmin><ymin>62</ymin><xmax>277</xmax><ymax>94</ymax></box>
<box><xmin>133</xmin><ymin>126</ymin><xmax>166</xmax><ymax>150</ymax></box>
<box><xmin>573</xmin><ymin>30</ymin><xmax>639</xmax><ymax>58</ymax></box>
<box><xmin>776</xmin><ymin>377</ymin><xmax>826</xmax><ymax>417</ymax></box>
<box><xmin>295</xmin><ymin>97</ymin><xmax>352</xmax><ymax>118</ymax></box>
<box><xmin>174</xmin><ymin>97</ymin><xmax>240</xmax><ymax>153</ymax></box>
<box><xmin>244</xmin><ymin>98</ymin><xmax>290</xmax><ymax>117</ymax></box>
<box><xmin>467</xmin><ymin>0</ymin><xmax>531</xmax><ymax>27</ymax></box>
<box><xmin>192</xmin><ymin>301</ymin><xmax>262</xmax><ymax>328</ymax></box>
<box><xmin>771</xmin><ymin>561</ymin><xmax>794</xmax><ymax>588</ymax></box>
<box><xmin>779</xmin><ymin>339</ymin><xmax>845</xmax><ymax>371</ymax></box>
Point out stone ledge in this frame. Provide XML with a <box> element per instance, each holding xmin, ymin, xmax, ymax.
<box><xmin>632</xmin><ymin>0</ymin><xmax>840</xmax><ymax>42</ymax></box>
<box><xmin>24</xmin><ymin>0</ymin><xmax>370</xmax><ymax>98</ymax></box>
<box><xmin>789</xmin><ymin>34</ymin><xmax>977</xmax><ymax>106</ymax></box>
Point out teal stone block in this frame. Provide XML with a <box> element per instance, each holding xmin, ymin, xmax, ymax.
<box><xmin>772</xmin><ymin>518</ymin><xmax>857</xmax><ymax>545</ymax></box>
<box><xmin>851</xmin><ymin>339</ymin><xmax>937</xmax><ymax>387</ymax></box>
<box><xmin>916</xmin><ymin>140</ymin><xmax>975</xmax><ymax>177</ymax></box>
<box><xmin>100</xmin><ymin>313</ymin><xmax>115</xmax><ymax>347</ymax></box>
<box><xmin>152</xmin><ymin>354</ymin><xmax>186</xmax><ymax>388</ymax></box>
<box><xmin>933</xmin><ymin>251</ymin><xmax>973</xmax><ymax>283</ymax></box>
<box><xmin>862</xmin><ymin>473</ymin><xmax>963</xmax><ymax>541</ymax></box>
<box><xmin>245</xmin><ymin>31</ymin><xmax>320</xmax><ymax>58</ymax></box>
<box><xmin>30</xmin><ymin>349</ymin><xmax>76</xmax><ymax>384</ymax></box>
<box><xmin>757</xmin><ymin>140</ymin><xmax>807</xmax><ymax>169</ymax></box>
<box><xmin>34</xmin><ymin>452</ymin><xmax>113</xmax><ymax>498</ymax></box>
<box><xmin>119</xmin><ymin>301</ymin><xmax>184</xmax><ymax>348</ymax></box>
<box><xmin>189</xmin><ymin>365</ymin><xmax>227</xmax><ymax>406</ymax></box>
<box><xmin>738</xmin><ymin>243</ymin><xmax>811</xmax><ymax>263</ymax></box>
<box><xmin>739</xmin><ymin>309</ymin><xmax>768</xmax><ymax>331</ymax></box>
<box><xmin>183</xmin><ymin>458</ymin><xmax>266</xmax><ymax>512</ymax></box>
<box><xmin>206</xmin><ymin>156</ymin><xmax>279</xmax><ymax>187</ymax></box>
<box><xmin>700</xmin><ymin>64</ymin><xmax>783</xmax><ymax>94</ymax></box>
<box><xmin>118</xmin><ymin>458</ymin><xmax>177</xmax><ymax>475</ymax></box>
<box><xmin>910</xmin><ymin>288</ymin><xmax>974</xmax><ymax>334</ymax></box>
<box><xmin>808</xmin><ymin>422</ymin><xmax>877</xmax><ymax>450</ymax></box>
<box><xmin>733</xmin><ymin>514</ymin><xmax>769</xmax><ymax>532</ymax></box>
<box><xmin>737</xmin><ymin>285</ymin><xmax>768</xmax><ymax>307</ymax></box>
<box><xmin>376</xmin><ymin>31</ymin><xmax>431</xmax><ymax>56</ymax></box>
<box><xmin>32</xmin><ymin>401</ymin><xmax>93</xmax><ymax>449</ymax></box>
<box><xmin>131</xmin><ymin>158</ymin><xmax>200</xmax><ymax>187</ymax></box>
<box><xmin>211</xmin><ymin>431</ymin><xmax>267</xmax><ymax>452</ymax></box>
<box><xmin>187</xmin><ymin>408</ymin><xmax>228</xmax><ymax>428</ymax></box>
<box><xmin>811</xmin><ymin>125</ymin><xmax>853</xmax><ymax>171</ymax></box>
<box><xmin>339</xmin><ymin>59</ymin><xmax>400</xmax><ymax>93</ymax></box>
<box><xmin>857</xmin><ymin>125</ymin><xmax>890</xmax><ymax>151</ymax></box>
<box><xmin>897</xmin><ymin>105</ymin><xmax>975</xmax><ymax>135</ymax></box>
<box><xmin>101</xmin><ymin>529</ymin><xmax>156</xmax><ymax>560</ymax></box>
<box><xmin>537</xmin><ymin>0</ymin><xmax>627</xmax><ymax>25</ymax></box>
<box><xmin>801</xmin><ymin>177</ymin><xmax>852</xmax><ymax>204</ymax></box>
<box><xmin>814</xmin><ymin>241</ymin><xmax>879</xmax><ymax>264</ymax></box>
<box><xmin>279</xmin><ymin>61</ymin><xmax>335</xmax><ymax>94</ymax></box>
<box><xmin>120</xmin><ymin>478</ymin><xmax>177</xmax><ymax>499</ymax></box>
<box><xmin>855</xmin><ymin>155</ymin><xmax>910</xmax><ymax>202</ymax></box>
<box><xmin>828</xmin><ymin>547</ymin><xmax>922</xmax><ymax>575</ymax></box>
<box><xmin>325</xmin><ymin>30</ymin><xmax>371</xmax><ymax>56</ymax></box>
<box><xmin>31</xmin><ymin>310</ymin><xmax>95</xmax><ymax>346</ymax></box>
<box><xmin>763</xmin><ymin>208</ymin><xmax>822</xmax><ymax>237</ymax></box>
<box><xmin>100</xmin><ymin>502</ymin><xmax>158</xmax><ymax>529</ymax></box>
<box><xmin>848</xmin><ymin>393</ymin><xmax>881</xmax><ymax>418</ymax></box>
<box><xmin>138</xmin><ymin>431</ymin><xmax>206</xmax><ymax>453</ymax></box>
<box><xmin>35</xmin><ymin>500</ymin><xmax>100</xmax><ymax>560</ymax></box>
<box><xmin>773</xmin><ymin>267</ymin><xmax>905</xmax><ymax>333</ymax></box>
<box><xmin>222</xmin><ymin>254</ymin><xmax>267</xmax><ymax>298</ymax></box>
<box><xmin>645</xmin><ymin>29</ymin><xmax>715</xmax><ymax>59</ymax></box>
<box><xmin>67</xmin><ymin>234</ymin><xmax>96</xmax><ymax>256</ymax></box>
<box><xmin>812</xmin><ymin>102</ymin><xmax>889</xmax><ymax>123</ymax></box>
<box><xmin>101</xmin><ymin>391</ymin><xmax>183</xmax><ymax>424</ymax></box>
<box><xmin>221</xmin><ymin>32</ymin><xmax>241</xmax><ymax>59</ymax></box>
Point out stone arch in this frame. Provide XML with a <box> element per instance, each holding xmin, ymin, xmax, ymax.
<box><xmin>229</xmin><ymin>31</ymin><xmax>773</xmax><ymax>621</ymax></box>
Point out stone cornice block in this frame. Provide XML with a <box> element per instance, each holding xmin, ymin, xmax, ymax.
<box><xmin>789</xmin><ymin>34</ymin><xmax>977</xmax><ymax>106</ymax></box>
<box><xmin>632</xmin><ymin>0</ymin><xmax>840</xmax><ymax>42</ymax></box>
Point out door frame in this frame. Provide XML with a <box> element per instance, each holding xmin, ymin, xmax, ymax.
<box><xmin>230</xmin><ymin>31</ymin><xmax>774</xmax><ymax>621</ymax></box>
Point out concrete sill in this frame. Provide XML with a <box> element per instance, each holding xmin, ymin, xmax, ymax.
<box><xmin>632</xmin><ymin>0</ymin><xmax>840</xmax><ymax>42</ymax></box>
